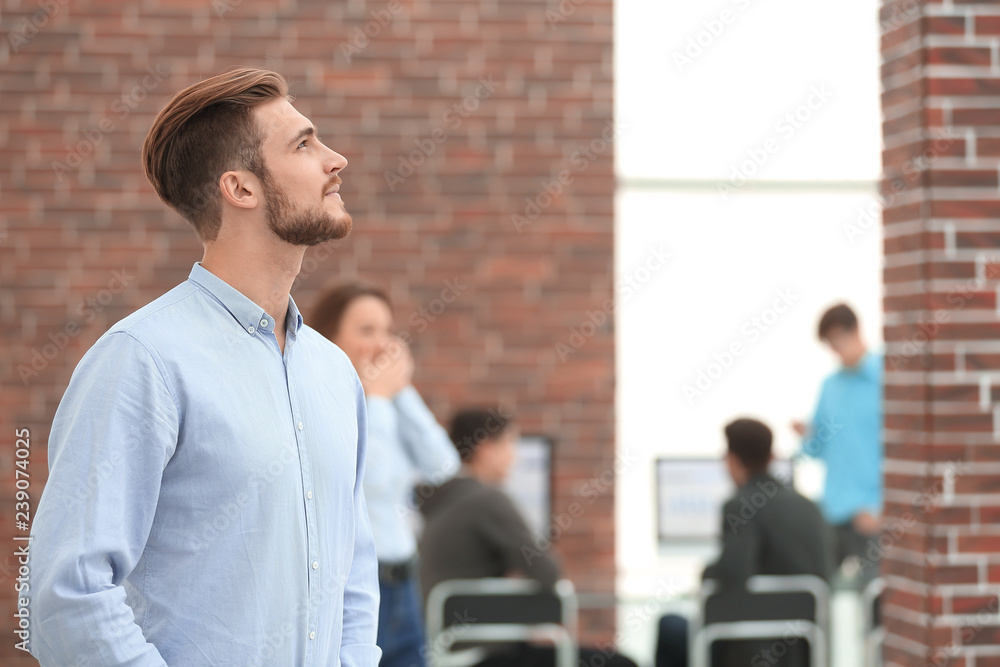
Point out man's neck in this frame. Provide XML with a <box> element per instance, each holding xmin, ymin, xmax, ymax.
<box><xmin>460</xmin><ymin>464</ymin><xmax>495</xmax><ymax>486</ymax></box>
<box><xmin>846</xmin><ymin>347</ymin><xmax>869</xmax><ymax>370</ymax></box>
<box><xmin>201</xmin><ymin>243</ymin><xmax>305</xmax><ymax>348</ymax></box>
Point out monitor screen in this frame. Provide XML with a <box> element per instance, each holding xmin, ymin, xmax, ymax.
<box><xmin>656</xmin><ymin>458</ymin><xmax>793</xmax><ymax>542</ymax></box>
<box><xmin>502</xmin><ymin>434</ymin><xmax>552</xmax><ymax>537</ymax></box>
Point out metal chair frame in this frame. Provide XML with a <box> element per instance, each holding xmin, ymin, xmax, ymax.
<box><xmin>425</xmin><ymin>578</ymin><xmax>578</xmax><ymax>667</ymax></box>
<box><xmin>690</xmin><ymin>574</ymin><xmax>831</xmax><ymax>667</ymax></box>
<box><xmin>861</xmin><ymin>577</ymin><xmax>885</xmax><ymax>667</ymax></box>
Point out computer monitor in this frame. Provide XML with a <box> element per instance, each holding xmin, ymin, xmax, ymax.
<box><xmin>502</xmin><ymin>434</ymin><xmax>552</xmax><ymax>536</ymax></box>
<box><xmin>655</xmin><ymin>457</ymin><xmax>794</xmax><ymax>542</ymax></box>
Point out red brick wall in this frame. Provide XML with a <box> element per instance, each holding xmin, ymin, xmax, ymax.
<box><xmin>881</xmin><ymin>1</ymin><xmax>1000</xmax><ymax>665</ymax></box>
<box><xmin>0</xmin><ymin>0</ymin><xmax>615</xmax><ymax>662</ymax></box>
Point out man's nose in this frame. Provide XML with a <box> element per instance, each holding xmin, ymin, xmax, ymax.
<box><xmin>324</xmin><ymin>146</ymin><xmax>348</xmax><ymax>174</ymax></box>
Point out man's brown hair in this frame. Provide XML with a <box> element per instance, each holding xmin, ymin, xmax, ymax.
<box><xmin>449</xmin><ymin>408</ymin><xmax>515</xmax><ymax>462</ymax></box>
<box><xmin>311</xmin><ymin>282</ymin><xmax>393</xmax><ymax>339</ymax></box>
<box><xmin>141</xmin><ymin>68</ymin><xmax>289</xmax><ymax>241</ymax></box>
<box><xmin>725</xmin><ymin>417</ymin><xmax>772</xmax><ymax>476</ymax></box>
<box><xmin>817</xmin><ymin>303</ymin><xmax>858</xmax><ymax>341</ymax></box>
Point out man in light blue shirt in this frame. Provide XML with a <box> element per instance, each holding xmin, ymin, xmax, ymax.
<box><xmin>28</xmin><ymin>68</ymin><xmax>380</xmax><ymax>666</ymax></box>
<box><xmin>794</xmin><ymin>303</ymin><xmax>883</xmax><ymax>582</ymax></box>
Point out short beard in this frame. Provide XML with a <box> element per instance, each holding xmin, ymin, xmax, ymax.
<box><xmin>260</xmin><ymin>172</ymin><xmax>352</xmax><ymax>247</ymax></box>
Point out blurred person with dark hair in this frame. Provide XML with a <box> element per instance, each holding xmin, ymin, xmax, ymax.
<box><xmin>656</xmin><ymin>418</ymin><xmax>833</xmax><ymax>667</ymax></box>
<box><xmin>417</xmin><ymin>408</ymin><xmax>557</xmax><ymax>597</ymax></box>
<box><xmin>704</xmin><ymin>418</ymin><xmax>833</xmax><ymax>587</ymax></box>
<box><xmin>418</xmin><ymin>409</ymin><xmax>638</xmax><ymax>667</ymax></box>
<box><xmin>791</xmin><ymin>303</ymin><xmax>884</xmax><ymax>582</ymax></box>
<box><xmin>29</xmin><ymin>69</ymin><xmax>380</xmax><ymax>666</ymax></box>
<box><xmin>313</xmin><ymin>282</ymin><xmax>459</xmax><ymax>667</ymax></box>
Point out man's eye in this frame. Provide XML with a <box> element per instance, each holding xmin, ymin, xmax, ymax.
<box><xmin>297</xmin><ymin>140</ymin><xmax>308</xmax><ymax>149</ymax></box>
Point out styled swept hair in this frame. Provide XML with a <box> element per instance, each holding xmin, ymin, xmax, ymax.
<box><xmin>141</xmin><ymin>68</ymin><xmax>289</xmax><ymax>241</ymax></box>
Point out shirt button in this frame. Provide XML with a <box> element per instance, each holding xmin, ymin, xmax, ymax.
<box><xmin>260</xmin><ymin>319</ymin><xmax>268</xmax><ymax>327</ymax></box>
<box><xmin>247</xmin><ymin>326</ymin><xmax>255</xmax><ymax>334</ymax></box>
<box><xmin>309</xmin><ymin>631</ymin><xmax>316</xmax><ymax>640</ymax></box>
<box><xmin>307</xmin><ymin>491</ymin><xmax>313</xmax><ymax>499</ymax></box>
<box><xmin>298</xmin><ymin>421</ymin><xmax>304</xmax><ymax>430</ymax></box>
<box><xmin>312</xmin><ymin>560</ymin><xmax>319</xmax><ymax>570</ymax></box>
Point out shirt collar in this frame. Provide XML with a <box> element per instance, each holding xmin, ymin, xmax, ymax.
<box><xmin>859</xmin><ymin>350</ymin><xmax>882</xmax><ymax>379</ymax></box>
<box><xmin>843</xmin><ymin>350</ymin><xmax>881</xmax><ymax>380</ymax></box>
<box><xmin>285</xmin><ymin>294</ymin><xmax>303</xmax><ymax>337</ymax></box>
<box><xmin>187</xmin><ymin>262</ymin><xmax>303</xmax><ymax>338</ymax></box>
<box><xmin>741</xmin><ymin>472</ymin><xmax>777</xmax><ymax>490</ymax></box>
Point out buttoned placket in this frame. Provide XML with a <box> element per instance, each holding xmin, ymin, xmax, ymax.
<box><xmin>280</xmin><ymin>331</ymin><xmax>322</xmax><ymax>663</ymax></box>
<box><xmin>248</xmin><ymin>304</ymin><xmax>321</xmax><ymax>660</ymax></box>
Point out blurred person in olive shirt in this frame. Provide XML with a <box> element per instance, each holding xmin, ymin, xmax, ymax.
<box><xmin>418</xmin><ymin>408</ymin><xmax>637</xmax><ymax>667</ymax></box>
<box><xmin>657</xmin><ymin>418</ymin><xmax>833</xmax><ymax>667</ymax></box>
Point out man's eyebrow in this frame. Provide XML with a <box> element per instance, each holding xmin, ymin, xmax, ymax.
<box><xmin>288</xmin><ymin>126</ymin><xmax>317</xmax><ymax>148</ymax></box>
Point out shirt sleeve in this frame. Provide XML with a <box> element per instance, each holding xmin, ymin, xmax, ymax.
<box><xmin>340</xmin><ymin>377</ymin><xmax>383</xmax><ymax>667</ymax></box>
<box><xmin>478</xmin><ymin>490</ymin><xmax>561</xmax><ymax>589</ymax></box>
<box><xmin>702</xmin><ymin>496</ymin><xmax>761</xmax><ymax>589</ymax></box>
<box><xmin>29</xmin><ymin>332</ymin><xmax>178</xmax><ymax>666</ymax></box>
<box><xmin>865</xmin><ymin>358</ymin><xmax>885</xmax><ymax>514</ymax></box>
<box><xmin>363</xmin><ymin>395</ymin><xmax>400</xmax><ymax>503</ymax></box>
<box><xmin>393</xmin><ymin>386</ymin><xmax>460</xmax><ymax>482</ymax></box>
<box><xmin>798</xmin><ymin>377</ymin><xmax>831</xmax><ymax>461</ymax></box>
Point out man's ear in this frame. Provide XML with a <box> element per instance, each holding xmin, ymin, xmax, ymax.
<box><xmin>218</xmin><ymin>170</ymin><xmax>260</xmax><ymax>210</ymax></box>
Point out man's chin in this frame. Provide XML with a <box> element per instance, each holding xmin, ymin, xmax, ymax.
<box><xmin>287</xmin><ymin>214</ymin><xmax>353</xmax><ymax>247</ymax></box>
<box><xmin>317</xmin><ymin>215</ymin><xmax>352</xmax><ymax>244</ymax></box>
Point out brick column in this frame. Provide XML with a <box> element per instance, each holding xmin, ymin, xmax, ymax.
<box><xmin>881</xmin><ymin>1</ymin><xmax>1000</xmax><ymax>665</ymax></box>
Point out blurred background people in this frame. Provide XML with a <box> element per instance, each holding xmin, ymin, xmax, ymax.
<box><xmin>792</xmin><ymin>303</ymin><xmax>884</xmax><ymax>585</ymax></box>
<box><xmin>656</xmin><ymin>418</ymin><xmax>834</xmax><ymax>667</ymax></box>
<box><xmin>417</xmin><ymin>408</ymin><xmax>558</xmax><ymax>598</ymax></box>
<box><xmin>313</xmin><ymin>282</ymin><xmax>460</xmax><ymax>667</ymax></box>
<box><xmin>419</xmin><ymin>408</ymin><xmax>637</xmax><ymax>667</ymax></box>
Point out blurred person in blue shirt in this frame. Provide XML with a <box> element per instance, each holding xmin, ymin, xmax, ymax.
<box><xmin>792</xmin><ymin>303</ymin><xmax>884</xmax><ymax>582</ymax></box>
<box><xmin>28</xmin><ymin>69</ymin><xmax>380</xmax><ymax>666</ymax></box>
<box><xmin>313</xmin><ymin>283</ymin><xmax>460</xmax><ymax>667</ymax></box>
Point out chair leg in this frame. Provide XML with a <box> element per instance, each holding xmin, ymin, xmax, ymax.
<box><xmin>555</xmin><ymin>634</ymin><xmax>576</xmax><ymax>667</ymax></box>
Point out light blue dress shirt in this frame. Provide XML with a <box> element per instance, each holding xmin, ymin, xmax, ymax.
<box><xmin>799</xmin><ymin>351</ymin><xmax>884</xmax><ymax>525</ymax></box>
<box><xmin>28</xmin><ymin>263</ymin><xmax>381</xmax><ymax>667</ymax></box>
<box><xmin>365</xmin><ymin>389</ymin><xmax>459</xmax><ymax>564</ymax></box>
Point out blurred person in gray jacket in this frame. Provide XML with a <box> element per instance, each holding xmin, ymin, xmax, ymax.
<box><xmin>313</xmin><ymin>282</ymin><xmax>460</xmax><ymax>667</ymax></box>
<box><xmin>657</xmin><ymin>418</ymin><xmax>834</xmax><ymax>667</ymax></box>
<box><xmin>418</xmin><ymin>408</ymin><xmax>637</xmax><ymax>667</ymax></box>
<box><xmin>703</xmin><ymin>418</ymin><xmax>833</xmax><ymax>588</ymax></box>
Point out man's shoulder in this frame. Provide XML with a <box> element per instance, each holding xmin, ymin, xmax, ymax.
<box><xmin>864</xmin><ymin>351</ymin><xmax>884</xmax><ymax>380</ymax></box>
<box><xmin>106</xmin><ymin>281</ymin><xmax>202</xmax><ymax>340</ymax></box>
<box><xmin>69</xmin><ymin>283</ymin><xmax>203</xmax><ymax>366</ymax></box>
<box><xmin>450</xmin><ymin>477</ymin><xmax>501</xmax><ymax>506</ymax></box>
<box><xmin>430</xmin><ymin>478</ymin><xmax>507</xmax><ymax>512</ymax></box>
<box><xmin>478</xmin><ymin>482</ymin><xmax>517</xmax><ymax>507</ymax></box>
<box><xmin>728</xmin><ymin>477</ymin><xmax>815</xmax><ymax>514</ymax></box>
<box><xmin>821</xmin><ymin>367</ymin><xmax>843</xmax><ymax>389</ymax></box>
<box><xmin>762</xmin><ymin>482</ymin><xmax>825</xmax><ymax>528</ymax></box>
<box><xmin>826</xmin><ymin>351</ymin><xmax>884</xmax><ymax>384</ymax></box>
<box><xmin>52</xmin><ymin>282</ymin><xmax>204</xmax><ymax>396</ymax></box>
<box><xmin>419</xmin><ymin>477</ymin><xmax>484</xmax><ymax>521</ymax></box>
